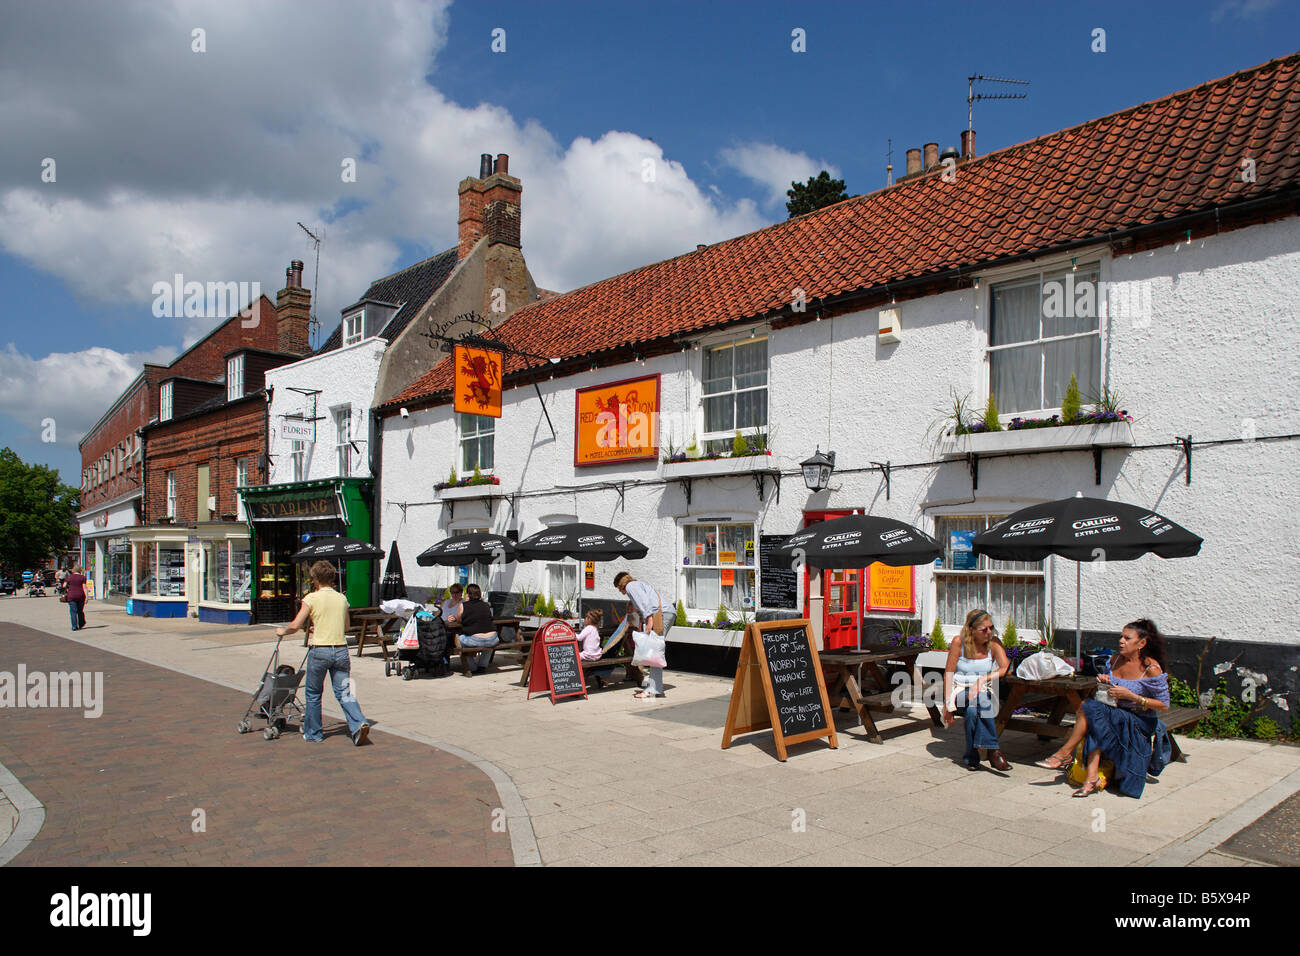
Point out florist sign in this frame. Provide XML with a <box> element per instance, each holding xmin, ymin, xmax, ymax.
<box><xmin>574</xmin><ymin>374</ymin><xmax>660</xmax><ymax>466</ymax></box>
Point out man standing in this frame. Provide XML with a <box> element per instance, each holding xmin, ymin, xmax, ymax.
<box><xmin>277</xmin><ymin>561</ymin><xmax>372</xmax><ymax>745</ymax></box>
<box><xmin>614</xmin><ymin>571</ymin><xmax>666</xmax><ymax>700</ymax></box>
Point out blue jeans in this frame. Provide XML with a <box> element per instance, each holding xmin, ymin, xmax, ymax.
<box><xmin>642</xmin><ymin>666</ymin><xmax>664</xmax><ymax>695</ymax></box>
<box><xmin>68</xmin><ymin>599</ymin><xmax>85</xmax><ymax>630</ymax></box>
<box><xmin>303</xmin><ymin>646</ymin><xmax>369</xmax><ymax>741</ymax></box>
<box><xmin>459</xmin><ymin>632</ymin><xmax>498</xmax><ymax>672</ymax></box>
<box><xmin>957</xmin><ymin>687</ymin><xmax>999</xmax><ymax>761</ymax></box>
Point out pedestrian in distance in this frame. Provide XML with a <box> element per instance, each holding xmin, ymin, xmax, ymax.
<box><xmin>277</xmin><ymin>560</ymin><xmax>373</xmax><ymax>745</ymax></box>
<box><xmin>63</xmin><ymin>564</ymin><xmax>88</xmax><ymax>631</ymax></box>
<box><xmin>941</xmin><ymin>608</ymin><xmax>1011</xmax><ymax>771</ymax></box>
<box><xmin>614</xmin><ymin>571</ymin><xmax>666</xmax><ymax>700</ymax></box>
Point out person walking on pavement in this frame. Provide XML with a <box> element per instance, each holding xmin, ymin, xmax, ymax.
<box><xmin>614</xmin><ymin>571</ymin><xmax>666</xmax><ymax>700</ymax></box>
<box><xmin>64</xmin><ymin>564</ymin><xmax>88</xmax><ymax>631</ymax></box>
<box><xmin>277</xmin><ymin>560</ymin><xmax>373</xmax><ymax>745</ymax></box>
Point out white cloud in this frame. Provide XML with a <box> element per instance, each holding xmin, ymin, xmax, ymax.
<box><xmin>718</xmin><ymin>142</ymin><xmax>842</xmax><ymax>209</ymax></box>
<box><xmin>1211</xmin><ymin>0</ymin><xmax>1279</xmax><ymax>21</ymax></box>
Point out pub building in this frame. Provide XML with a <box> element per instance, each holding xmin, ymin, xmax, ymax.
<box><xmin>374</xmin><ymin>56</ymin><xmax>1300</xmax><ymax>717</ymax></box>
<box><xmin>237</xmin><ymin>478</ymin><xmax>375</xmax><ymax>622</ymax></box>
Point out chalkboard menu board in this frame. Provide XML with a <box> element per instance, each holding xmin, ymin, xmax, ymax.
<box><xmin>545</xmin><ymin>641</ymin><xmax>586</xmax><ymax>701</ymax></box>
<box><xmin>759</xmin><ymin>535</ymin><xmax>799</xmax><ymax>609</ymax></box>
<box><xmin>758</xmin><ymin>625</ymin><xmax>828</xmax><ymax>736</ymax></box>
<box><xmin>721</xmin><ymin>620</ymin><xmax>837</xmax><ymax>761</ymax></box>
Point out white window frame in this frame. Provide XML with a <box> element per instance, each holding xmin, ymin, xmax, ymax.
<box><xmin>458</xmin><ymin>413</ymin><xmax>495</xmax><ymax>474</ymax></box>
<box><xmin>235</xmin><ymin>457</ymin><xmax>248</xmax><ymax>520</ymax></box>
<box><xmin>980</xmin><ymin>253</ymin><xmax>1108</xmax><ymax>419</ymax></box>
<box><xmin>930</xmin><ymin>509</ymin><xmax>1048</xmax><ymax>640</ymax></box>
<box><xmin>291</xmin><ymin>440</ymin><xmax>306</xmax><ymax>483</ymax></box>
<box><xmin>160</xmin><ymin>382</ymin><xmax>173</xmax><ymax>422</ymax></box>
<box><xmin>679</xmin><ymin>518</ymin><xmax>758</xmax><ymax>618</ymax></box>
<box><xmin>698</xmin><ymin>331</ymin><xmax>769</xmax><ymax>455</ymax></box>
<box><xmin>544</xmin><ymin>559</ymin><xmax>581</xmax><ymax>611</ymax></box>
<box><xmin>227</xmin><ymin>354</ymin><xmax>245</xmax><ymax>402</ymax></box>
<box><xmin>166</xmin><ymin>471</ymin><xmax>177</xmax><ymax>519</ymax></box>
<box><xmin>334</xmin><ymin>405</ymin><xmax>352</xmax><ymax>477</ymax></box>
<box><xmin>343</xmin><ymin>309</ymin><xmax>364</xmax><ymax>346</ymax></box>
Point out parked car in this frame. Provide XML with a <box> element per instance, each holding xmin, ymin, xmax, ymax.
<box><xmin>0</xmin><ymin>579</ymin><xmax>15</xmax><ymax>596</ymax></box>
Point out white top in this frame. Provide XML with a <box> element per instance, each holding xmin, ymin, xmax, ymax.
<box><xmin>624</xmin><ymin>579</ymin><xmax>663</xmax><ymax>633</ymax></box>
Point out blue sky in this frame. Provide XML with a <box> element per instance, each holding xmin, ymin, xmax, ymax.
<box><xmin>0</xmin><ymin>0</ymin><xmax>1295</xmax><ymax>484</ymax></box>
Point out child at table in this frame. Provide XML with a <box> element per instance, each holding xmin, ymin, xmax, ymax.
<box><xmin>577</xmin><ymin>609</ymin><xmax>615</xmax><ymax>688</ymax></box>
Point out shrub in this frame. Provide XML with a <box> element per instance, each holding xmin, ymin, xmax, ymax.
<box><xmin>448</xmin><ymin>467</ymin><xmax>457</xmax><ymax>486</ymax></box>
<box><xmin>982</xmin><ymin>394</ymin><xmax>1002</xmax><ymax>432</ymax></box>
<box><xmin>532</xmin><ymin>593</ymin><xmax>546</xmax><ymax>616</ymax></box>
<box><xmin>732</xmin><ymin>430</ymin><xmax>747</xmax><ymax>456</ymax></box>
<box><xmin>675</xmin><ymin>599</ymin><xmax>687</xmax><ymax>626</ymax></box>
<box><xmin>1253</xmin><ymin>717</ymin><xmax>1281</xmax><ymax>741</ymax></box>
<box><xmin>1061</xmin><ymin>374</ymin><xmax>1083</xmax><ymax>423</ymax></box>
<box><xmin>1002</xmin><ymin>618</ymin><xmax>1018</xmax><ymax>647</ymax></box>
<box><xmin>930</xmin><ymin>619</ymin><xmax>947</xmax><ymax>650</ymax></box>
<box><xmin>714</xmin><ymin>603</ymin><xmax>730</xmax><ymax>626</ymax></box>
<box><xmin>545</xmin><ymin>595</ymin><xmax>557</xmax><ymax>616</ymax></box>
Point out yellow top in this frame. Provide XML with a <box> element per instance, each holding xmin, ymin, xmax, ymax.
<box><xmin>302</xmin><ymin>587</ymin><xmax>349</xmax><ymax>646</ymax></box>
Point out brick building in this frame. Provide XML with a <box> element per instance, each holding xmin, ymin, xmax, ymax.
<box><xmin>124</xmin><ymin>264</ymin><xmax>312</xmax><ymax>622</ymax></box>
<box><xmin>78</xmin><ymin>293</ymin><xmax>283</xmax><ymax>601</ymax></box>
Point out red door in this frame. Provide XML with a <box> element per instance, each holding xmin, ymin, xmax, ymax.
<box><xmin>802</xmin><ymin>511</ymin><xmax>862</xmax><ymax>650</ymax></box>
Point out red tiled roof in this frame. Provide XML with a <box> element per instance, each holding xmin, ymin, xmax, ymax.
<box><xmin>387</xmin><ymin>53</ymin><xmax>1300</xmax><ymax>410</ymax></box>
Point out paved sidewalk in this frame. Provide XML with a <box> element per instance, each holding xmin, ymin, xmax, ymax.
<box><xmin>0</xmin><ymin>619</ymin><xmax>510</xmax><ymax>866</ymax></box>
<box><xmin>3</xmin><ymin>596</ymin><xmax>1298</xmax><ymax>866</ymax></box>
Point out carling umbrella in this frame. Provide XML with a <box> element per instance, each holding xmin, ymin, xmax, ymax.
<box><xmin>973</xmin><ymin>494</ymin><xmax>1203</xmax><ymax>666</ymax></box>
<box><xmin>774</xmin><ymin>514</ymin><xmax>942</xmax><ymax>569</ymax></box>
<box><xmin>380</xmin><ymin>540</ymin><xmax>409</xmax><ymax>600</ymax></box>
<box><xmin>416</xmin><ymin>532</ymin><xmax>518</xmax><ymax>567</ymax></box>
<box><xmin>290</xmin><ymin>536</ymin><xmax>385</xmax><ymax>562</ymax></box>
<box><xmin>515</xmin><ymin>523</ymin><xmax>648</xmax><ymax>562</ymax></box>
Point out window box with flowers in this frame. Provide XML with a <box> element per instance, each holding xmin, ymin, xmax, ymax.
<box><xmin>935</xmin><ymin>381</ymin><xmax>1136</xmax><ymax>458</ymax></box>
<box><xmin>435</xmin><ymin>466</ymin><xmax>502</xmax><ymax>499</ymax></box>
<box><xmin>661</xmin><ymin>429</ymin><xmax>776</xmax><ymax>478</ymax></box>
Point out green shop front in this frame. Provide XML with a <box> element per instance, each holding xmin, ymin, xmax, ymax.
<box><xmin>239</xmin><ymin>478</ymin><xmax>375</xmax><ymax>622</ymax></box>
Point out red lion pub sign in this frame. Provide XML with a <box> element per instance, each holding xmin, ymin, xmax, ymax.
<box><xmin>454</xmin><ymin>345</ymin><xmax>503</xmax><ymax>418</ymax></box>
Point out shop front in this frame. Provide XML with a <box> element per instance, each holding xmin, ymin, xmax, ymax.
<box><xmin>128</xmin><ymin>523</ymin><xmax>254</xmax><ymax>621</ymax></box>
<box><xmin>78</xmin><ymin>492</ymin><xmax>142</xmax><ymax>605</ymax></box>
<box><xmin>239</xmin><ymin>478</ymin><xmax>374</xmax><ymax>622</ymax></box>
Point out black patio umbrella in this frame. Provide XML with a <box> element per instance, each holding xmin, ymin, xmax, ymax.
<box><xmin>290</xmin><ymin>536</ymin><xmax>385</xmax><ymax>562</ymax></box>
<box><xmin>774</xmin><ymin>514</ymin><xmax>943</xmax><ymax>569</ymax></box>
<box><xmin>416</xmin><ymin>532</ymin><xmax>518</xmax><ymax>567</ymax></box>
<box><xmin>515</xmin><ymin>523</ymin><xmax>648</xmax><ymax>562</ymax></box>
<box><xmin>973</xmin><ymin>494</ymin><xmax>1203</xmax><ymax>666</ymax></box>
<box><xmin>380</xmin><ymin>540</ymin><xmax>409</xmax><ymax>600</ymax></box>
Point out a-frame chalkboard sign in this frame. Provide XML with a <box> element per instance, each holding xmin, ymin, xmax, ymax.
<box><xmin>526</xmin><ymin>620</ymin><xmax>588</xmax><ymax>704</ymax></box>
<box><xmin>721</xmin><ymin>619</ymin><xmax>837</xmax><ymax>761</ymax></box>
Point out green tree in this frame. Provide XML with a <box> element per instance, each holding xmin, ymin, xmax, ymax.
<box><xmin>0</xmin><ymin>448</ymin><xmax>80</xmax><ymax>572</ymax></box>
<box><xmin>1061</xmin><ymin>374</ymin><xmax>1083</xmax><ymax>423</ymax></box>
<box><xmin>786</xmin><ymin>171</ymin><xmax>849</xmax><ymax>218</ymax></box>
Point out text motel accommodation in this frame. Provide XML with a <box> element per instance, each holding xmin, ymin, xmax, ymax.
<box><xmin>250</xmin><ymin>154</ymin><xmax>544</xmax><ymax>618</ymax></box>
<box><xmin>376</xmin><ymin>55</ymin><xmax>1300</xmax><ymax>708</ymax></box>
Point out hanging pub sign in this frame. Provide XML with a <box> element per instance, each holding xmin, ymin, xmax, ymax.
<box><xmin>574</xmin><ymin>374</ymin><xmax>660</xmax><ymax>466</ymax></box>
<box><xmin>865</xmin><ymin>562</ymin><xmax>915</xmax><ymax>613</ymax></box>
<box><xmin>454</xmin><ymin>345</ymin><xmax>503</xmax><ymax>418</ymax></box>
<box><xmin>246</xmin><ymin>492</ymin><xmax>342</xmax><ymax>522</ymax></box>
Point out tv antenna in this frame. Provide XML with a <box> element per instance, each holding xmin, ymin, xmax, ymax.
<box><xmin>297</xmin><ymin>221</ymin><xmax>324</xmax><ymax>348</ymax></box>
<box><xmin>967</xmin><ymin>74</ymin><xmax>1029</xmax><ymax>149</ymax></box>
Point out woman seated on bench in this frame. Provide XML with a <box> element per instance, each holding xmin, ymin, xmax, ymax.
<box><xmin>577</xmin><ymin>609</ymin><xmax>616</xmax><ymax>688</ymax></box>
<box><xmin>457</xmin><ymin>584</ymin><xmax>499</xmax><ymax>674</ymax></box>
<box><xmin>1034</xmin><ymin>618</ymin><xmax>1170</xmax><ymax>798</ymax></box>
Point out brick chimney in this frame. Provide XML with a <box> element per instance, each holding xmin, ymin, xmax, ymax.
<box><xmin>906</xmin><ymin>148</ymin><xmax>922</xmax><ymax>177</ymax></box>
<box><xmin>276</xmin><ymin>259</ymin><xmax>312</xmax><ymax>355</ymax></box>
<box><xmin>961</xmin><ymin>129</ymin><xmax>976</xmax><ymax>159</ymax></box>
<box><xmin>923</xmin><ymin>142</ymin><xmax>939</xmax><ymax>170</ymax></box>
<box><xmin>458</xmin><ymin>153</ymin><xmax>522</xmax><ymax>259</ymax></box>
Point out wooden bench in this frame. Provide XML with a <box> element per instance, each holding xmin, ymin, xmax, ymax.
<box><xmin>455</xmin><ymin>639</ymin><xmax>530</xmax><ymax>676</ymax></box>
<box><xmin>1159</xmin><ymin>706</ymin><xmax>1207</xmax><ymax>762</ymax></box>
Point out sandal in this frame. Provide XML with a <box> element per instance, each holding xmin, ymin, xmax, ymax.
<box><xmin>1034</xmin><ymin>751</ymin><xmax>1073</xmax><ymax>771</ymax></box>
<box><xmin>633</xmin><ymin>691</ymin><xmax>661</xmax><ymax>700</ymax></box>
<box><xmin>1072</xmin><ymin>776</ymin><xmax>1101</xmax><ymax>797</ymax></box>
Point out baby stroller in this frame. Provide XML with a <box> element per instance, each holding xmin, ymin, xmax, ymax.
<box><xmin>387</xmin><ymin>612</ymin><xmax>449</xmax><ymax>680</ymax></box>
<box><xmin>237</xmin><ymin>634</ymin><xmax>305</xmax><ymax>740</ymax></box>
<box><xmin>28</xmin><ymin>576</ymin><xmax>46</xmax><ymax>597</ymax></box>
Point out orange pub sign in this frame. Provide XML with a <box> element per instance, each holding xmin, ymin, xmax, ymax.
<box><xmin>454</xmin><ymin>345</ymin><xmax>503</xmax><ymax>418</ymax></box>
<box><xmin>574</xmin><ymin>374</ymin><xmax>660</xmax><ymax>466</ymax></box>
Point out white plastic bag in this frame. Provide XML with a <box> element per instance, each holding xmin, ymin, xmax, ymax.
<box><xmin>1016</xmin><ymin>650</ymin><xmax>1075</xmax><ymax>680</ymax></box>
<box><xmin>631</xmin><ymin>630</ymin><xmax>667</xmax><ymax>669</ymax></box>
<box><xmin>394</xmin><ymin>616</ymin><xmax>420</xmax><ymax>651</ymax></box>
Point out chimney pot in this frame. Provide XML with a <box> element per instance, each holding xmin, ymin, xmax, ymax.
<box><xmin>923</xmin><ymin>142</ymin><xmax>939</xmax><ymax>170</ymax></box>
<box><xmin>479</xmin><ymin>153</ymin><xmax>493</xmax><ymax>178</ymax></box>
<box><xmin>494</xmin><ymin>153</ymin><xmax>509</xmax><ymax>175</ymax></box>
<box><xmin>905</xmin><ymin>148</ymin><xmax>922</xmax><ymax>177</ymax></box>
<box><xmin>961</xmin><ymin>129</ymin><xmax>976</xmax><ymax>159</ymax></box>
<box><xmin>696</xmin><ymin>243</ymin><xmax>706</xmax><ymax>251</ymax></box>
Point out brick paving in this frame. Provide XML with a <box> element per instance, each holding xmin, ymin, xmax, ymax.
<box><xmin>0</xmin><ymin>622</ymin><xmax>511</xmax><ymax>866</ymax></box>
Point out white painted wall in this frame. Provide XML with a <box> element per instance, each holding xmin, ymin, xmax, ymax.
<box><xmin>379</xmin><ymin>216</ymin><xmax>1300</xmax><ymax>648</ymax></box>
<box><xmin>264</xmin><ymin>339</ymin><xmax>387</xmax><ymax>484</ymax></box>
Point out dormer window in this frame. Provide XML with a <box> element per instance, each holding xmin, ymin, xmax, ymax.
<box><xmin>227</xmin><ymin>354</ymin><xmax>245</xmax><ymax>402</ymax></box>
<box><xmin>343</xmin><ymin>309</ymin><xmax>364</xmax><ymax>346</ymax></box>
<box><xmin>160</xmin><ymin>382</ymin><xmax>173</xmax><ymax>421</ymax></box>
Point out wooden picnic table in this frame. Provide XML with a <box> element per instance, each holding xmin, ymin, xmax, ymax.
<box><xmin>995</xmin><ymin>674</ymin><xmax>1099</xmax><ymax>739</ymax></box>
<box><xmin>818</xmin><ymin>647</ymin><xmax>943</xmax><ymax>743</ymax></box>
<box><xmin>351</xmin><ymin>611</ymin><xmax>402</xmax><ymax>662</ymax></box>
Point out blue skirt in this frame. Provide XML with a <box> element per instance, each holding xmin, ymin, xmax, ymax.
<box><xmin>1081</xmin><ymin>700</ymin><xmax>1159</xmax><ymax>798</ymax></box>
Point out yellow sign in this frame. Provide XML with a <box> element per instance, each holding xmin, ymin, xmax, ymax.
<box><xmin>574</xmin><ymin>374</ymin><xmax>660</xmax><ymax>466</ymax></box>
<box><xmin>454</xmin><ymin>345</ymin><xmax>503</xmax><ymax>418</ymax></box>
<box><xmin>866</xmin><ymin>563</ymin><xmax>915</xmax><ymax>613</ymax></box>
<box><xmin>720</xmin><ymin>550</ymin><xmax>736</xmax><ymax>564</ymax></box>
